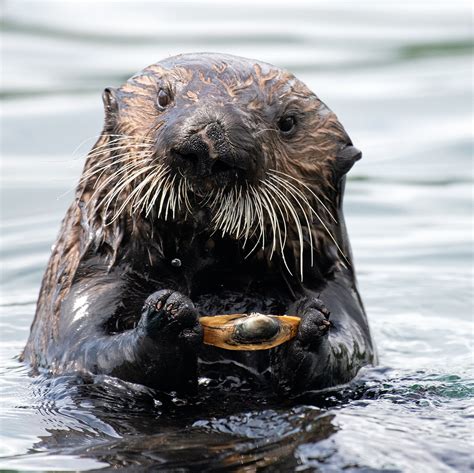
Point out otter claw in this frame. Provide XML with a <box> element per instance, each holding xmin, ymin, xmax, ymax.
<box><xmin>293</xmin><ymin>298</ymin><xmax>331</xmax><ymax>348</ymax></box>
<box><xmin>139</xmin><ymin>290</ymin><xmax>202</xmax><ymax>345</ymax></box>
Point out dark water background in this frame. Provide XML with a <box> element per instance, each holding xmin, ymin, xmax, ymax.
<box><xmin>1</xmin><ymin>1</ymin><xmax>473</xmax><ymax>471</ymax></box>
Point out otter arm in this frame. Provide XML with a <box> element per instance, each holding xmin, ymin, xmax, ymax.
<box><xmin>273</xmin><ymin>272</ymin><xmax>376</xmax><ymax>392</ymax></box>
<box><xmin>47</xmin><ymin>277</ymin><xmax>199</xmax><ymax>392</ymax></box>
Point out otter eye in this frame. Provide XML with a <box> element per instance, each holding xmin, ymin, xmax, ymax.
<box><xmin>278</xmin><ymin>115</ymin><xmax>296</xmax><ymax>134</ymax></box>
<box><xmin>157</xmin><ymin>89</ymin><xmax>171</xmax><ymax>109</ymax></box>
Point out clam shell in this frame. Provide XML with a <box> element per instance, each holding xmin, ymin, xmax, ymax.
<box><xmin>199</xmin><ymin>313</ymin><xmax>300</xmax><ymax>351</ymax></box>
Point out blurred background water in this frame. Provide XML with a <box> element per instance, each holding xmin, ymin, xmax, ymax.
<box><xmin>0</xmin><ymin>1</ymin><xmax>473</xmax><ymax>471</ymax></box>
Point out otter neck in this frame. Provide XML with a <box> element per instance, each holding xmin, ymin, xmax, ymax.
<box><xmin>143</xmin><ymin>214</ymin><xmax>343</xmax><ymax>289</ymax></box>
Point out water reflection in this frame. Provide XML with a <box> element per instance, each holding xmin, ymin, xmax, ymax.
<box><xmin>25</xmin><ymin>374</ymin><xmax>336</xmax><ymax>470</ymax></box>
<box><xmin>2</xmin><ymin>364</ymin><xmax>470</xmax><ymax>471</ymax></box>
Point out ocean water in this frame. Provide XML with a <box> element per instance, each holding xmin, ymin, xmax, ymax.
<box><xmin>1</xmin><ymin>1</ymin><xmax>473</xmax><ymax>471</ymax></box>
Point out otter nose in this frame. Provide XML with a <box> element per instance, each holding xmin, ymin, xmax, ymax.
<box><xmin>172</xmin><ymin>121</ymin><xmax>247</xmax><ymax>178</ymax></box>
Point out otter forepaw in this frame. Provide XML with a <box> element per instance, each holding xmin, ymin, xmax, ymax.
<box><xmin>292</xmin><ymin>298</ymin><xmax>331</xmax><ymax>348</ymax></box>
<box><xmin>139</xmin><ymin>290</ymin><xmax>202</xmax><ymax>347</ymax></box>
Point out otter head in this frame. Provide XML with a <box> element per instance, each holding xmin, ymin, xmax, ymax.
<box><xmin>84</xmin><ymin>53</ymin><xmax>362</xmax><ymax>278</ymax></box>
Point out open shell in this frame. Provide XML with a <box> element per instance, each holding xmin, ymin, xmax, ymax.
<box><xmin>199</xmin><ymin>313</ymin><xmax>301</xmax><ymax>351</ymax></box>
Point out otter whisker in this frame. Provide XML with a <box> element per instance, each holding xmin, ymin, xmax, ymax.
<box><xmin>73</xmin><ymin>134</ymin><xmax>132</xmax><ymax>159</ymax></box>
<box><xmin>261</xmin><ymin>180</ymin><xmax>304</xmax><ymax>277</ymax></box>
<box><xmin>87</xmin><ymin>143</ymin><xmax>155</xmax><ymax>220</ymax></box>
<box><xmin>260</xmin><ymin>181</ymin><xmax>290</xmax><ymax>245</ymax></box>
<box><xmin>261</xmin><ymin>184</ymin><xmax>288</xmax><ymax>261</ymax></box>
<box><xmin>169</xmin><ymin>175</ymin><xmax>180</xmax><ymax>219</ymax></box>
<box><xmin>140</xmin><ymin>170</ymin><xmax>162</xmax><ymax>217</ymax></box>
<box><xmin>58</xmin><ymin>136</ymin><xmax>151</xmax><ymax>200</ymax></box>
<box><xmin>58</xmin><ymin>144</ymin><xmax>143</xmax><ymax>201</ymax></box>
<box><xmin>251</xmin><ymin>186</ymin><xmax>266</xmax><ymax>251</ymax></box>
<box><xmin>109</xmin><ymin>167</ymin><xmax>158</xmax><ymax>221</ymax></box>
<box><xmin>223</xmin><ymin>187</ymin><xmax>237</xmax><ymax>236</ymax></box>
<box><xmin>258</xmin><ymin>186</ymin><xmax>281</xmax><ymax>260</ymax></box>
<box><xmin>262</xmin><ymin>179</ymin><xmax>309</xmax><ymax>278</ymax></box>
<box><xmin>83</xmin><ymin>146</ymin><xmax>152</xmax><ymax>179</ymax></box>
<box><xmin>243</xmin><ymin>188</ymin><xmax>263</xmax><ymax>247</ymax></box>
<box><xmin>209</xmin><ymin>188</ymin><xmax>230</xmax><ymax>239</ymax></box>
<box><xmin>269</xmin><ymin>175</ymin><xmax>321</xmax><ymax>248</ymax></box>
<box><xmin>85</xmin><ymin>140</ymin><xmax>153</xmax><ymax>160</ymax></box>
<box><xmin>176</xmin><ymin>176</ymin><xmax>188</xmax><ymax>214</ymax></box>
<box><xmin>241</xmin><ymin>188</ymin><xmax>255</xmax><ymax>242</ymax></box>
<box><xmin>103</xmin><ymin>147</ymin><xmax>154</xmax><ymax>185</ymax></box>
<box><xmin>224</xmin><ymin>188</ymin><xmax>241</xmax><ymax>237</ymax></box>
<box><xmin>182</xmin><ymin>177</ymin><xmax>193</xmax><ymax>214</ymax></box>
<box><xmin>268</xmin><ymin>171</ymin><xmax>350</xmax><ymax>267</ymax></box>
<box><xmin>103</xmin><ymin>172</ymin><xmax>147</xmax><ymax>221</ymax></box>
<box><xmin>84</xmin><ymin>147</ymin><xmax>148</xmax><ymax>168</ymax></box>
<box><xmin>163</xmin><ymin>174</ymin><xmax>177</xmax><ymax>221</ymax></box>
<box><xmin>134</xmin><ymin>164</ymin><xmax>166</xmax><ymax>211</ymax></box>
<box><xmin>223</xmin><ymin>187</ymin><xmax>242</xmax><ymax>237</ymax></box>
<box><xmin>243</xmin><ymin>187</ymin><xmax>266</xmax><ymax>258</ymax></box>
<box><xmin>83</xmin><ymin>148</ymin><xmax>135</xmax><ymax>170</ymax></box>
<box><xmin>213</xmin><ymin>194</ymin><xmax>227</xmax><ymax>235</ymax></box>
<box><xmin>170</xmin><ymin>176</ymin><xmax>180</xmax><ymax>219</ymax></box>
<box><xmin>134</xmin><ymin>165</ymin><xmax>169</xmax><ymax>215</ymax></box>
<box><xmin>270</xmin><ymin>170</ymin><xmax>338</xmax><ymax>224</ymax></box>
<box><xmin>145</xmin><ymin>167</ymin><xmax>172</xmax><ymax>217</ymax></box>
<box><xmin>89</xmin><ymin>159</ymin><xmax>143</xmax><ymax>204</ymax></box>
<box><xmin>101</xmin><ymin>164</ymin><xmax>151</xmax><ymax>219</ymax></box>
<box><xmin>99</xmin><ymin>133</ymin><xmax>155</xmax><ymax>145</ymax></box>
<box><xmin>59</xmin><ymin>159</ymin><xmax>127</xmax><ymax>203</ymax></box>
<box><xmin>80</xmin><ymin>153</ymin><xmax>140</xmax><ymax>185</ymax></box>
<box><xmin>84</xmin><ymin>138</ymin><xmax>133</xmax><ymax>156</ymax></box>
<box><xmin>234</xmin><ymin>186</ymin><xmax>246</xmax><ymax>239</ymax></box>
<box><xmin>271</xmin><ymin>173</ymin><xmax>338</xmax><ymax>234</ymax></box>
<box><xmin>241</xmin><ymin>190</ymin><xmax>255</xmax><ymax>246</ymax></box>
<box><xmin>213</xmin><ymin>187</ymin><xmax>234</xmax><ymax>236</ymax></box>
<box><xmin>86</xmin><ymin>164</ymin><xmax>135</xmax><ymax>209</ymax></box>
<box><xmin>259</xmin><ymin>183</ymin><xmax>293</xmax><ymax>275</ymax></box>
<box><xmin>266</xmin><ymin>176</ymin><xmax>315</xmax><ymax>268</ymax></box>
<box><xmin>226</xmin><ymin>187</ymin><xmax>242</xmax><ymax>236</ymax></box>
<box><xmin>209</xmin><ymin>188</ymin><xmax>226</xmax><ymax>229</ymax></box>
<box><xmin>200</xmin><ymin>185</ymin><xmax>220</xmax><ymax>209</ymax></box>
<box><xmin>156</xmin><ymin>173</ymin><xmax>172</xmax><ymax>219</ymax></box>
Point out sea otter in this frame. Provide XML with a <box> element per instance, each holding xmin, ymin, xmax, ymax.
<box><xmin>22</xmin><ymin>53</ymin><xmax>375</xmax><ymax>393</ymax></box>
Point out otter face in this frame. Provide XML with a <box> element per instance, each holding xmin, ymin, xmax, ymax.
<box><xmin>89</xmin><ymin>53</ymin><xmax>361</xmax><ymax>278</ymax></box>
<box><xmin>102</xmin><ymin>53</ymin><xmax>357</xmax><ymax>188</ymax></box>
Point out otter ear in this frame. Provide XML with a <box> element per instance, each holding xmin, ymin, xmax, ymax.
<box><xmin>335</xmin><ymin>144</ymin><xmax>362</xmax><ymax>177</ymax></box>
<box><xmin>102</xmin><ymin>87</ymin><xmax>118</xmax><ymax>130</ymax></box>
<box><xmin>102</xmin><ymin>87</ymin><xmax>118</xmax><ymax>115</ymax></box>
